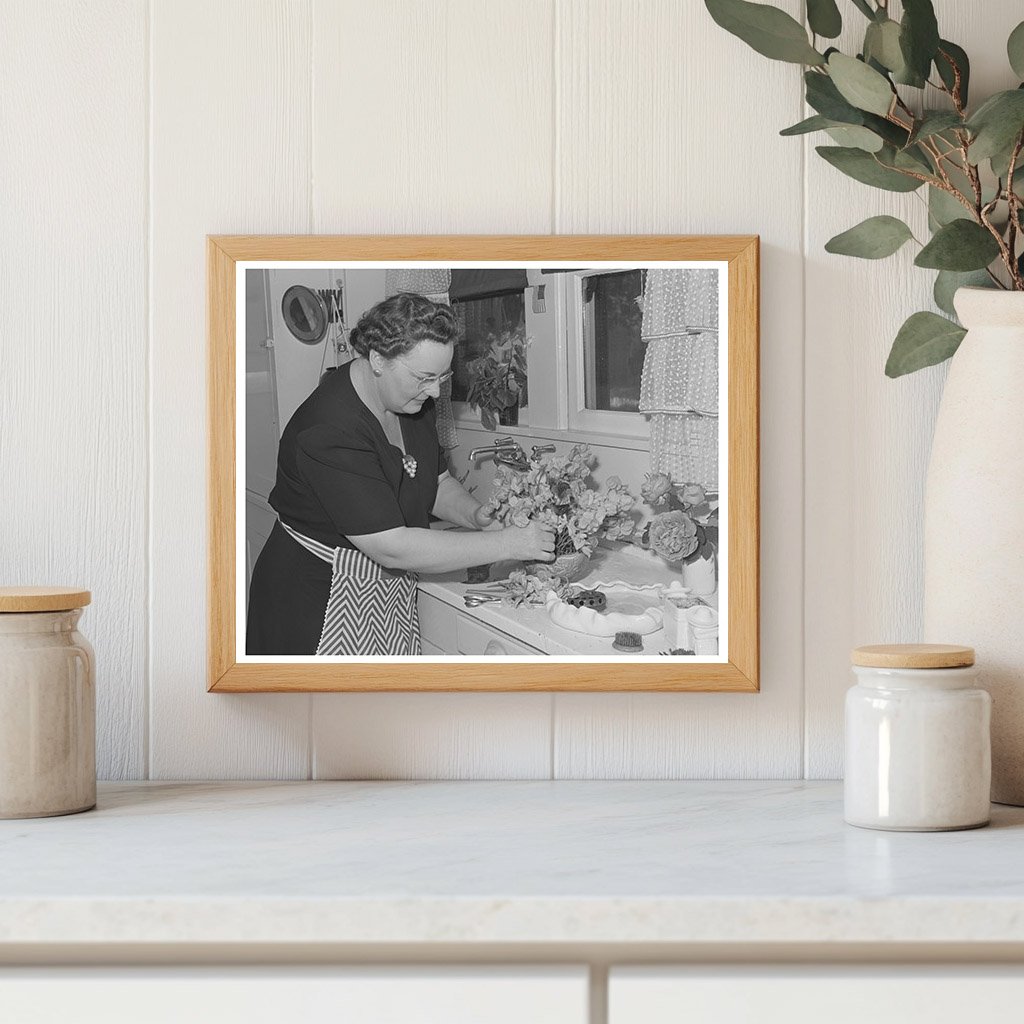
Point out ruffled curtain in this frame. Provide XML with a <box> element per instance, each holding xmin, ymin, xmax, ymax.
<box><xmin>639</xmin><ymin>269</ymin><xmax>719</xmax><ymax>488</ymax></box>
<box><xmin>384</xmin><ymin>268</ymin><xmax>458</xmax><ymax>450</ymax></box>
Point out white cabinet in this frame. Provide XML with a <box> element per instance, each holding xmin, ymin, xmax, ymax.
<box><xmin>609</xmin><ymin>967</ymin><xmax>1024</xmax><ymax>1024</ymax></box>
<box><xmin>0</xmin><ymin>967</ymin><xmax>588</xmax><ymax>1024</ymax></box>
<box><xmin>417</xmin><ymin>591</ymin><xmax>544</xmax><ymax>655</ymax></box>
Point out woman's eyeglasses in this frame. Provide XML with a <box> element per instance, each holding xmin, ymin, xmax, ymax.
<box><xmin>395</xmin><ymin>357</ymin><xmax>454</xmax><ymax>390</ymax></box>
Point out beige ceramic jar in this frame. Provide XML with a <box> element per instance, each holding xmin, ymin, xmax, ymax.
<box><xmin>0</xmin><ymin>587</ymin><xmax>95</xmax><ymax>818</ymax></box>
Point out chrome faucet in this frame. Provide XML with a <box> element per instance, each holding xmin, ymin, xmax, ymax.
<box><xmin>469</xmin><ymin>436</ymin><xmax>529</xmax><ymax>471</ymax></box>
<box><xmin>470</xmin><ymin>439</ymin><xmax>559</xmax><ymax>472</ymax></box>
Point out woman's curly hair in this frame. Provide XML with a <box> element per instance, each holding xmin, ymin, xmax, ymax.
<box><xmin>349</xmin><ymin>292</ymin><xmax>457</xmax><ymax>359</ymax></box>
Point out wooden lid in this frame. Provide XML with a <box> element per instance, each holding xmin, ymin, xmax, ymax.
<box><xmin>851</xmin><ymin>643</ymin><xmax>974</xmax><ymax>669</ymax></box>
<box><xmin>0</xmin><ymin>587</ymin><xmax>91</xmax><ymax>613</ymax></box>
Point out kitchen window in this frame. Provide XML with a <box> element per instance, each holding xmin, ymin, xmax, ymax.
<box><xmin>451</xmin><ymin>267</ymin><xmax>651</xmax><ymax>445</ymax></box>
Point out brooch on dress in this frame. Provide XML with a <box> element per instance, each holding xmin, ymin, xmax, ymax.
<box><xmin>402</xmin><ymin>454</ymin><xmax>418</xmax><ymax>478</ymax></box>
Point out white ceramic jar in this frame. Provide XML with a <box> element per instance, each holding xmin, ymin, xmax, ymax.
<box><xmin>844</xmin><ymin>644</ymin><xmax>991</xmax><ymax>832</ymax></box>
<box><xmin>0</xmin><ymin>587</ymin><xmax>95</xmax><ymax>818</ymax></box>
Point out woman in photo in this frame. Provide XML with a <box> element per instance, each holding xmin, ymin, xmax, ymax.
<box><xmin>246</xmin><ymin>292</ymin><xmax>554</xmax><ymax>655</ymax></box>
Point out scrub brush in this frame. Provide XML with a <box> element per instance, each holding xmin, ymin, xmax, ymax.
<box><xmin>612</xmin><ymin>631</ymin><xmax>643</xmax><ymax>653</ymax></box>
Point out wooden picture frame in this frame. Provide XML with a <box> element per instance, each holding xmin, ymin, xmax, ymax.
<box><xmin>209</xmin><ymin>235</ymin><xmax>759</xmax><ymax>692</ymax></box>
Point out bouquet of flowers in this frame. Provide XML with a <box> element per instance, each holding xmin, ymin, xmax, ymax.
<box><xmin>465</xmin><ymin>326</ymin><xmax>529</xmax><ymax>430</ymax></box>
<box><xmin>500</xmin><ymin>569</ymin><xmax>576</xmax><ymax>608</ymax></box>
<box><xmin>639</xmin><ymin>472</ymin><xmax>718</xmax><ymax>566</ymax></box>
<box><xmin>483</xmin><ymin>444</ymin><xmax>636</xmax><ymax>559</ymax></box>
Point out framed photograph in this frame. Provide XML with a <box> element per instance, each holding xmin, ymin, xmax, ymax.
<box><xmin>208</xmin><ymin>235</ymin><xmax>759</xmax><ymax>692</ymax></box>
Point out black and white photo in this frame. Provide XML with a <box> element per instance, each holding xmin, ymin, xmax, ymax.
<box><xmin>241</xmin><ymin>261</ymin><xmax>728</xmax><ymax>661</ymax></box>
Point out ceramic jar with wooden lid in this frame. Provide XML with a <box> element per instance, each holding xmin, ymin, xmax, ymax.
<box><xmin>0</xmin><ymin>587</ymin><xmax>95</xmax><ymax>818</ymax></box>
<box><xmin>844</xmin><ymin>644</ymin><xmax>991</xmax><ymax>832</ymax></box>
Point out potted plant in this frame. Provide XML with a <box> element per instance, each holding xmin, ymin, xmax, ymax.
<box><xmin>705</xmin><ymin>0</ymin><xmax>1024</xmax><ymax>803</ymax></box>
<box><xmin>482</xmin><ymin>444</ymin><xmax>637</xmax><ymax>581</ymax></box>
<box><xmin>465</xmin><ymin>326</ymin><xmax>529</xmax><ymax>430</ymax></box>
<box><xmin>638</xmin><ymin>473</ymin><xmax>720</xmax><ymax>595</ymax></box>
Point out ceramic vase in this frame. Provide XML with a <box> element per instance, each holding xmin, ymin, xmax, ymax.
<box><xmin>681</xmin><ymin>553</ymin><xmax>717</xmax><ymax>596</ymax></box>
<box><xmin>923</xmin><ymin>287</ymin><xmax>1024</xmax><ymax>805</ymax></box>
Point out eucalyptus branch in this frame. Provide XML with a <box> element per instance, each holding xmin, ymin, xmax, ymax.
<box><xmin>919</xmin><ymin>138</ymin><xmax>952</xmax><ymax>183</ymax></box>
<box><xmin>978</xmin><ymin>202</ymin><xmax>1017</xmax><ymax>286</ymax></box>
<box><xmin>985</xmin><ymin>267</ymin><xmax>1007</xmax><ymax>289</ymax></box>
<box><xmin>893</xmin><ymin>93</ymin><xmax>916</xmax><ymax>121</ymax></box>
<box><xmin>703</xmin><ymin>0</ymin><xmax>1024</xmax><ymax>372</ymax></box>
<box><xmin>1006</xmin><ymin>136</ymin><xmax>1024</xmax><ymax>288</ymax></box>
<box><xmin>961</xmin><ymin>144</ymin><xmax>984</xmax><ymax>210</ymax></box>
<box><xmin>935</xmin><ymin>47</ymin><xmax>966</xmax><ymax>116</ymax></box>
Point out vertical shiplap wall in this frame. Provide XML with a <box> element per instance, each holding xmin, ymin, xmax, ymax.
<box><xmin>0</xmin><ymin>1</ymin><xmax>148</xmax><ymax>779</ymax></box>
<box><xmin>6</xmin><ymin>0</ymin><xmax>1017</xmax><ymax>780</ymax></box>
<box><xmin>148</xmin><ymin>0</ymin><xmax>312</xmax><ymax>778</ymax></box>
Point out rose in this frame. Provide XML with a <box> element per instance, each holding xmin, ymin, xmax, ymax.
<box><xmin>647</xmin><ymin>510</ymin><xmax>699</xmax><ymax>562</ymax></box>
<box><xmin>641</xmin><ymin>472</ymin><xmax>674</xmax><ymax>505</ymax></box>
<box><xmin>679</xmin><ymin>483</ymin><xmax>706</xmax><ymax>507</ymax></box>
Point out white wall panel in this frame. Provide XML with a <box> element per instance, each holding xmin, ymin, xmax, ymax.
<box><xmin>6</xmin><ymin>0</ymin><xmax>1012</xmax><ymax>781</ymax></box>
<box><xmin>311</xmin><ymin>0</ymin><xmax>556</xmax><ymax>234</ymax></box>
<box><xmin>148</xmin><ymin>0</ymin><xmax>312</xmax><ymax>778</ymax></box>
<box><xmin>803</xmin><ymin>1</ymin><xmax>1024</xmax><ymax>778</ymax></box>
<box><xmin>308</xmin><ymin>0</ymin><xmax>557</xmax><ymax>779</ymax></box>
<box><xmin>0</xmin><ymin>1</ymin><xmax>148</xmax><ymax>779</ymax></box>
<box><xmin>551</xmin><ymin>0</ymin><xmax>806</xmax><ymax>778</ymax></box>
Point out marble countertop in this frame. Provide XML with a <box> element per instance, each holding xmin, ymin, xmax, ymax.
<box><xmin>2</xmin><ymin>780</ymin><xmax>1024</xmax><ymax>949</ymax></box>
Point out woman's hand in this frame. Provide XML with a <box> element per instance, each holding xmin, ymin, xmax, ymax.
<box><xmin>472</xmin><ymin>506</ymin><xmax>503</xmax><ymax>531</ymax></box>
<box><xmin>502</xmin><ymin>521</ymin><xmax>556</xmax><ymax>562</ymax></box>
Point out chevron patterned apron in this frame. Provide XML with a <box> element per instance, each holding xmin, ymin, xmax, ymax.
<box><xmin>279</xmin><ymin>520</ymin><xmax>421</xmax><ymax>656</ymax></box>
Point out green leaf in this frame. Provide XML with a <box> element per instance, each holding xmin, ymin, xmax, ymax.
<box><xmin>850</xmin><ymin>0</ymin><xmax>875</xmax><ymax>18</ymax></box>
<box><xmin>990</xmin><ymin>133</ymin><xmax>1024</xmax><ymax>184</ymax></box>
<box><xmin>907</xmin><ymin>110</ymin><xmax>963</xmax><ymax>147</ymax></box>
<box><xmin>705</xmin><ymin>0</ymin><xmax>825</xmax><ymax>64</ymax></box>
<box><xmin>933</xmin><ymin>270</ymin><xmax>992</xmax><ymax>318</ymax></box>
<box><xmin>816</xmin><ymin>145</ymin><xmax>923</xmax><ymax>191</ymax></box>
<box><xmin>914</xmin><ymin>220</ymin><xmax>1001</xmax><ymax>271</ymax></box>
<box><xmin>935</xmin><ymin>40</ymin><xmax>970</xmax><ymax>107</ymax></box>
<box><xmin>807</xmin><ymin>0</ymin><xmax>841</xmax><ymax>39</ymax></box>
<box><xmin>862</xmin><ymin>112</ymin><xmax>911</xmax><ymax>148</ymax></box>
<box><xmin>827</xmin><ymin>53</ymin><xmax>894</xmax><ymax>116</ymax></box>
<box><xmin>967</xmin><ymin>90</ymin><xmax>1024</xmax><ymax>163</ymax></box>
<box><xmin>928</xmin><ymin>185</ymin><xmax>970</xmax><ymax>227</ymax></box>
<box><xmin>780</xmin><ymin>114</ymin><xmax>834</xmax><ymax>136</ymax></box>
<box><xmin>899</xmin><ymin>0</ymin><xmax>940</xmax><ymax>83</ymax></box>
<box><xmin>825</xmin><ymin>125</ymin><xmax>884</xmax><ymax>152</ymax></box>
<box><xmin>885</xmin><ymin>311</ymin><xmax>966</xmax><ymax>377</ymax></box>
<box><xmin>805</xmin><ymin>70</ymin><xmax>867</xmax><ymax>123</ymax></box>
<box><xmin>825</xmin><ymin>215</ymin><xmax>914</xmax><ymax>258</ymax></box>
<box><xmin>1009</xmin><ymin>21</ymin><xmax>1024</xmax><ymax>79</ymax></box>
<box><xmin>864</xmin><ymin>19</ymin><xmax>905</xmax><ymax>74</ymax></box>
<box><xmin>880</xmin><ymin>143</ymin><xmax>933</xmax><ymax>176</ymax></box>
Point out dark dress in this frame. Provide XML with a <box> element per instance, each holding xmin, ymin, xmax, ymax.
<box><xmin>246</xmin><ymin>361</ymin><xmax>447</xmax><ymax>655</ymax></box>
